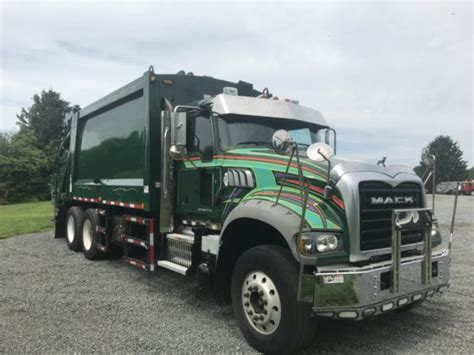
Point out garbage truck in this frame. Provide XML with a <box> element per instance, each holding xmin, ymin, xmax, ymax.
<box><xmin>52</xmin><ymin>67</ymin><xmax>451</xmax><ymax>353</ymax></box>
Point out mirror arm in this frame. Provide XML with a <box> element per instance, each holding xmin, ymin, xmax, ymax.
<box><xmin>275</xmin><ymin>144</ymin><xmax>296</xmax><ymax>206</ymax></box>
<box><xmin>174</xmin><ymin>105</ymin><xmax>202</xmax><ymax>115</ymax></box>
<box><xmin>317</xmin><ymin>149</ymin><xmax>332</xmax><ymax>179</ymax></box>
<box><xmin>317</xmin><ymin>149</ymin><xmax>334</xmax><ymax>199</ymax></box>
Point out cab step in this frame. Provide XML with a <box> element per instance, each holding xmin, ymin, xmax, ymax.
<box><xmin>165</xmin><ymin>232</ymin><xmax>194</xmax><ymax>268</ymax></box>
<box><xmin>157</xmin><ymin>260</ymin><xmax>189</xmax><ymax>275</ymax></box>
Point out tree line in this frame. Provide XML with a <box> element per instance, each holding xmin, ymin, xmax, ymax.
<box><xmin>414</xmin><ymin>135</ymin><xmax>471</xmax><ymax>189</ymax></box>
<box><xmin>0</xmin><ymin>89</ymin><xmax>471</xmax><ymax>204</ymax></box>
<box><xmin>0</xmin><ymin>90</ymin><xmax>78</xmax><ymax>204</ymax></box>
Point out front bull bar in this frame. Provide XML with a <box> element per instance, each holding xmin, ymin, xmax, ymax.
<box><xmin>307</xmin><ymin>207</ymin><xmax>450</xmax><ymax>320</ymax></box>
<box><xmin>391</xmin><ymin>208</ymin><xmax>432</xmax><ymax>294</ymax></box>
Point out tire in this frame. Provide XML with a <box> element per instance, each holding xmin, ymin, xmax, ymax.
<box><xmin>231</xmin><ymin>245</ymin><xmax>318</xmax><ymax>354</ymax></box>
<box><xmin>65</xmin><ymin>207</ymin><xmax>83</xmax><ymax>251</ymax></box>
<box><xmin>81</xmin><ymin>209</ymin><xmax>103</xmax><ymax>260</ymax></box>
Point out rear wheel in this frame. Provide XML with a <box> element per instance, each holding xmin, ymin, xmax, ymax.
<box><xmin>81</xmin><ymin>209</ymin><xmax>104</xmax><ymax>260</ymax></box>
<box><xmin>231</xmin><ymin>245</ymin><xmax>317</xmax><ymax>354</ymax></box>
<box><xmin>65</xmin><ymin>207</ymin><xmax>83</xmax><ymax>251</ymax></box>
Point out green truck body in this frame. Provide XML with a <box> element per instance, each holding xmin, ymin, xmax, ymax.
<box><xmin>57</xmin><ymin>69</ymin><xmax>258</xmax><ymax>213</ymax></box>
<box><xmin>52</xmin><ymin>67</ymin><xmax>451</xmax><ymax>353</ymax></box>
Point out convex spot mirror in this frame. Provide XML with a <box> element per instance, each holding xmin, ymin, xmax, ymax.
<box><xmin>170</xmin><ymin>145</ymin><xmax>187</xmax><ymax>161</ymax></box>
<box><xmin>306</xmin><ymin>142</ymin><xmax>334</xmax><ymax>162</ymax></box>
<box><xmin>272</xmin><ymin>129</ymin><xmax>294</xmax><ymax>155</ymax></box>
<box><xmin>421</xmin><ymin>147</ymin><xmax>434</xmax><ymax>165</ymax></box>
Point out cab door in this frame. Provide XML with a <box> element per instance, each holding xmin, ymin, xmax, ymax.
<box><xmin>176</xmin><ymin>114</ymin><xmax>223</xmax><ymax>222</ymax></box>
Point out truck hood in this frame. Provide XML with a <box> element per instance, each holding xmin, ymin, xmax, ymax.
<box><xmin>224</xmin><ymin>148</ymin><xmax>416</xmax><ymax>183</ymax></box>
<box><xmin>330</xmin><ymin>157</ymin><xmax>417</xmax><ymax>183</ymax></box>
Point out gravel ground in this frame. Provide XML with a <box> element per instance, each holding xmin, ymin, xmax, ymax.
<box><xmin>1</xmin><ymin>194</ymin><xmax>473</xmax><ymax>353</ymax></box>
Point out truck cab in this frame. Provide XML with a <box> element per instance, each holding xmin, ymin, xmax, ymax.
<box><xmin>52</xmin><ymin>68</ymin><xmax>451</xmax><ymax>354</ymax></box>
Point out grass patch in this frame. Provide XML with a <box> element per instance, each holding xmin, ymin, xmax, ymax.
<box><xmin>0</xmin><ymin>201</ymin><xmax>53</xmax><ymax>239</ymax></box>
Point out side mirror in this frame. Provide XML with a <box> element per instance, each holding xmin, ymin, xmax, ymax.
<box><xmin>324</xmin><ymin>128</ymin><xmax>337</xmax><ymax>155</ymax></box>
<box><xmin>167</xmin><ymin>111</ymin><xmax>187</xmax><ymax>161</ymax></box>
<box><xmin>307</xmin><ymin>143</ymin><xmax>334</xmax><ymax>200</ymax></box>
<box><xmin>272</xmin><ymin>129</ymin><xmax>294</xmax><ymax>155</ymax></box>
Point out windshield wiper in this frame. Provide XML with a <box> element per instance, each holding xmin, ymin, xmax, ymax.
<box><xmin>236</xmin><ymin>141</ymin><xmax>273</xmax><ymax>148</ymax></box>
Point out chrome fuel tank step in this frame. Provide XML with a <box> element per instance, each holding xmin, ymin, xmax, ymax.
<box><xmin>157</xmin><ymin>232</ymin><xmax>195</xmax><ymax>275</ymax></box>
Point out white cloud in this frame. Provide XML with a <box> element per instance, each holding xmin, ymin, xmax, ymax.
<box><xmin>0</xmin><ymin>0</ymin><xmax>472</xmax><ymax>166</ymax></box>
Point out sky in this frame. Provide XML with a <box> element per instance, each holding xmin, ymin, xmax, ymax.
<box><xmin>0</xmin><ymin>0</ymin><xmax>472</xmax><ymax>167</ymax></box>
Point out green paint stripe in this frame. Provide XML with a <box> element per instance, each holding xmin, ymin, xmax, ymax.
<box><xmin>225</xmin><ymin>148</ymin><xmax>328</xmax><ymax>174</ymax></box>
<box><xmin>253</xmin><ymin>186</ymin><xmax>344</xmax><ymax>228</ymax></box>
<box><xmin>244</xmin><ymin>191</ymin><xmax>342</xmax><ymax>230</ymax></box>
<box><xmin>223</xmin><ymin>198</ymin><xmax>242</xmax><ymax>204</ymax></box>
<box><xmin>248</xmin><ymin>190</ymin><xmax>328</xmax><ymax>229</ymax></box>
<box><xmin>184</xmin><ymin>159</ymin><xmax>327</xmax><ymax>182</ymax></box>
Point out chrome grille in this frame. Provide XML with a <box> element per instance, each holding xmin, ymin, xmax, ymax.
<box><xmin>359</xmin><ymin>181</ymin><xmax>423</xmax><ymax>251</ymax></box>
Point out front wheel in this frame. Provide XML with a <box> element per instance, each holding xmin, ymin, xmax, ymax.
<box><xmin>231</xmin><ymin>245</ymin><xmax>317</xmax><ymax>354</ymax></box>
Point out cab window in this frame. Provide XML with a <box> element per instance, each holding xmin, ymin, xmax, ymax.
<box><xmin>187</xmin><ymin>115</ymin><xmax>214</xmax><ymax>155</ymax></box>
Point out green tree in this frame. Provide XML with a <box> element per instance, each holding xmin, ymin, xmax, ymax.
<box><xmin>467</xmin><ymin>167</ymin><xmax>474</xmax><ymax>180</ymax></box>
<box><xmin>16</xmin><ymin>90</ymin><xmax>74</xmax><ymax>148</ymax></box>
<box><xmin>0</xmin><ymin>132</ymin><xmax>11</xmax><ymax>154</ymax></box>
<box><xmin>0</xmin><ymin>131</ymin><xmax>50</xmax><ymax>203</ymax></box>
<box><xmin>415</xmin><ymin>135</ymin><xmax>468</xmax><ymax>184</ymax></box>
<box><xmin>0</xmin><ymin>90</ymin><xmax>77</xmax><ymax>203</ymax></box>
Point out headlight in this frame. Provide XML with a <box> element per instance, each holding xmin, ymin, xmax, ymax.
<box><xmin>316</xmin><ymin>234</ymin><xmax>338</xmax><ymax>252</ymax></box>
<box><xmin>430</xmin><ymin>220</ymin><xmax>442</xmax><ymax>246</ymax></box>
<box><xmin>431</xmin><ymin>220</ymin><xmax>440</xmax><ymax>237</ymax></box>
<box><xmin>297</xmin><ymin>232</ymin><xmax>343</xmax><ymax>256</ymax></box>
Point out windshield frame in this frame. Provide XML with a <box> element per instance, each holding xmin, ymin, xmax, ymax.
<box><xmin>213</xmin><ymin>113</ymin><xmax>331</xmax><ymax>153</ymax></box>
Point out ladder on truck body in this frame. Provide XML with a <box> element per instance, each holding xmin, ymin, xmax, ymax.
<box><xmin>95</xmin><ymin>209</ymin><xmax>157</xmax><ymax>272</ymax></box>
<box><xmin>121</xmin><ymin>215</ymin><xmax>156</xmax><ymax>272</ymax></box>
<box><xmin>95</xmin><ymin>209</ymin><xmax>196</xmax><ymax>275</ymax></box>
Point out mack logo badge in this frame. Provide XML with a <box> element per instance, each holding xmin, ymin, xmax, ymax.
<box><xmin>370</xmin><ymin>196</ymin><xmax>415</xmax><ymax>205</ymax></box>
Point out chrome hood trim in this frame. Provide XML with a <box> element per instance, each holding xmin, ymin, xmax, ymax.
<box><xmin>330</xmin><ymin>157</ymin><xmax>416</xmax><ymax>183</ymax></box>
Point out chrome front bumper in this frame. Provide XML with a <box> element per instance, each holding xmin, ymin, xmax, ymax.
<box><xmin>310</xmin><ymin>248</ymin><xmax>450</xmax><ymax>320</ymax></box>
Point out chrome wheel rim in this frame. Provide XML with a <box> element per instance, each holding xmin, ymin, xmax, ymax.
<box><xmin>82</xmin><ymin>219</ymin><xmax>93</xmax><ymax>251</ymax></box>
<box><xmin>242</xmin><ymin>270</ymin><xmax>281</xmax><ymax>335</ymax></box>
<box><xmin>66</xmin><ymin>216</ymin><xmax>75</xmax><ymax>244</ymax></box>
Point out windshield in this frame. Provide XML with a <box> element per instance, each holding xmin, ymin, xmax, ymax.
<box><xmin>216</xmin><ymin>114</ymin><xmax>329</xmax><ymax>150</ymax></box>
